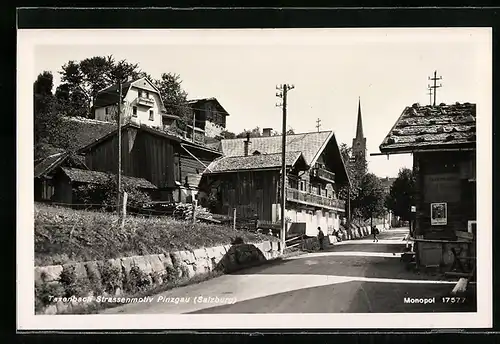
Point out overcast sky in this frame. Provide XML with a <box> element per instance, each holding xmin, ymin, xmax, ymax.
<box><xmin>30</xmin><ymin>28</ymin><xmax>490</xmax><ymax>177</ymax></box>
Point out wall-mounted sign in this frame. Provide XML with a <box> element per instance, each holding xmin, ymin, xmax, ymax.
<box><xmin>430</xmin><ymin>202</ymin><xmax>447</xmax><ymax>226</ymax></box>
<box><xmin>424</xmin><ymin>174</ymin><xmax>461</xmax><ymax>203</ymax></box>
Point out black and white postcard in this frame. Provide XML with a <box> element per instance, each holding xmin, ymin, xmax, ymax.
<box><xmin>18</xmin><ymin>26</ymin><xmax>492</xmax><ymax>330</ymax></box>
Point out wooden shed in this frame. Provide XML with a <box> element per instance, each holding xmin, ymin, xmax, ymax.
<box><xmin>51</xmin><ymin>167</ymin><xmax>157</xmax><ymax>205</ymax></box>
<box><xmin>78</xmin><ymin>122</ymin><xmax>222</xmax><ymax>202</ymax></box>
<box><xmin>34</xmin><ymin>152</ymin><xmax>89</xmax><ymax>202</ymax></box>
<box><xmin>377</xmin><ymin>102</ymin><xmax>476</xmax><ymax>268</ymax></box>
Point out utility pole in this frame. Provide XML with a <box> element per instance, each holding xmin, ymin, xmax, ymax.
<box><xmin>428</xmin><ymin>70</ymin><xmax>442</xmax><ymax>107</ymax></box>
<box><xmin>116</xmin><ymin>79</ymin><xmax>123</xmax><ymax>215</ymax></box>
<box><xmin>192</xmin><ymin>110</ymin><xmax>196</xmax><ymax>143</ymax></box>
<box><xmin>316</xmin><ymin>118</ymin><xmax>321</xmax><ymax>132</ymax></box>
<box><xmin>276</xmin><ymin>83</ymin><xmax>294</xmax><ymax>255</ymax></box>
<box><xmin>426</xmin><ymin>86</ymin><xmax>433</xmax><ymax>106</ymax></box>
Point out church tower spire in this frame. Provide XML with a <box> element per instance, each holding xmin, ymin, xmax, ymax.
<box><xmin>352</xmin><ymin>97</ymin><xmax>367</xmax><ymax>169</ymax></box>
<box><xmin>355</xmin><ymin>97</ymin><xmax>364</xmax><ymax>139</ymax></box>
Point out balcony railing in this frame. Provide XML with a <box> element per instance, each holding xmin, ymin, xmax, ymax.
<box><xmin>285</xmin><ymin>187</ymin><xmax>345</xmax><ymax>211</ymax></box>
<box><xmin>137</xmin><ymin>96</ymin><xmax>155</xmax><ymax>107</ymax></box>
<box><xmin>312</xmin><ymin>166</ymin><xmax>336</xmax><ymax>184</ymax></box>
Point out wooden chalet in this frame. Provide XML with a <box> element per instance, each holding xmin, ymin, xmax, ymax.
<box><xmin>77</xmin><ymin>122</ymin><xmax>223</xmax><ymax>203</ymax></box>
<box><xmin>377</xmin><ymin>102</ymin><xmax>476</xmax><ymax>268</ymax></box>
<box><xmin>200</xmin><ymin>130</ymin><xmax>350</xmax><ymax>236</ymax></box>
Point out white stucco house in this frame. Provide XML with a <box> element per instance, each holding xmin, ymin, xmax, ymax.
<box><xmin>92</xmin><ymin>77</ymin><xmax>179</xmax><ymax>129</ymax></box>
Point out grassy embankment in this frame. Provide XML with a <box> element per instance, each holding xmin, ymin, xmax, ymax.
<box><xmin>35</xmin><ymin>202</ymin><xmax>279</xmax><ymax>266</ymax></box>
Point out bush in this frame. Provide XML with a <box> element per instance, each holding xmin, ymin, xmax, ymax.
<box><xmin>231</xmin><ymin>236</ymin><xmax>245</xmax><ymax>245</ymax></box>
<box><xmin>124</xmin><ymin>266</ymin><xmax>152</xmax><ymax>293</ymax></box>
<box><xmin>165</xmin><ymin>264</ymin><xmax>180</xmax><ymax>282</ymax></box>
<box><xmin>74</xmin><ymin>175</ymin><xmax>152</xmax><ymax>210</ymax></box>
<box><xmin>86</xmin><ymin>266</ymin><xmax>104</xmax><ymax>296</ymax></box>
<box><xmin>59</xmin><ymin>264</ymin><xmax>91</xmax><ymax>298</ymax></box>
<box><xmin>35</xmin><ymin>281</ymin><xmax>65</xmax><ymax>312</ymax></box>
<box><xmin>99</xmin><ymin>262</ymin><xmax>122</xmax><ymax>294</ymax></box>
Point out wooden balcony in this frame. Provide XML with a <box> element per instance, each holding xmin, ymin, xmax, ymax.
<box><xmin>285</xmin><ymin>187</ymin><xmax>345</xmax><ymax>212</ymax></box>
<box><xmin>311</xmin><ymin>166</ymin><xmax>336</xmax><ymax>184</ymax></box>
<box><xmin>137</xmin><ymin>96</ymin><xmax>155</xmax><ymax>107</ymax></box>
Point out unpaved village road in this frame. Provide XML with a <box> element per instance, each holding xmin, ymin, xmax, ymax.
<box><xmin>102</xmin><ymin>228</ymin><xmax>476</xmax><ymax>314</ymax></box>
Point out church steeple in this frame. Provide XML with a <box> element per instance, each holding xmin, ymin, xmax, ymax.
<box><xmin>355</xmin><ymin>97</ymin><xmax>364</xmax><ymax>139</ymax></box>
<box><xmin>352</xmin><ymin>97</ymin><xmax>367</xmax><ymax>168</ymax></box>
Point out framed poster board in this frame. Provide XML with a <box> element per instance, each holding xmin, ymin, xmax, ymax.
<box><xmin>430</xmin><ymin>202</ymin><xmax>447</xmax><ymax>225</ymax></box>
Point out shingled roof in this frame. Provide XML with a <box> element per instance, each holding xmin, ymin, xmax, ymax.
<box><xmin>187</xmin><ymin>97</ymin><xmax>230</xmax><ymax>116</ymax></box>
<box><xmin>206</xmin><ymin>151</ymin><xmax>308</xmax><ymax>173</ymax></box>
<box><xmin>62</xmin><ymin>117</ymin><xmax>117</xmax><ymax>152</ymax></box>
<box><xmin>221</xmin><ymin>131</ymin><xmax>332</xmax><ymax>166</ymax></box>
<box><xmin>60</xmin><ymin>167</ymin><xmax>157</xmax><ymax>189</ymax></box>
<box><xmin>34</xmin><ymin>152</ymin><xmax>88</xmax><ymax>178</ymax></box>
<box><xmin>379</xmin><ymin>102</ymin><xmax>476</xmax><ymax>153</ymax></box>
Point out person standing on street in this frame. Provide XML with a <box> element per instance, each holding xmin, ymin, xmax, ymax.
<box><xmin>317</xmin><ymin>227</ymin><xmax>325</xmax><ymax>250</ymax></box>
<box><xmin>371</xmin><ymin>225</ymin><xmax>379</xmax><ymax>242</ymax></box>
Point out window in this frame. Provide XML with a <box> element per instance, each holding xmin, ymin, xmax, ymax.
<box><xmin>132</xmin><ymin>106</ymin><xmax>137</xmax><ymax>117</ymax></box>
<box><xmin>146</xmin><ymin>91</ymin><xmax>150</xmax><ymax>98</ymax></box>
<box><xmin>138</xmin><ymin>90</ymin><xmax>143</xmax><ymax>98</ymax></box>
<box><xmin>149</xmin><ymin>110</ymin><xmax>154</xmax><ymax>121</ymax></box>
<box><xmin>105</xmin><ymin>107</ymin><xmax>109</xmax><ymax>115</ymax></box>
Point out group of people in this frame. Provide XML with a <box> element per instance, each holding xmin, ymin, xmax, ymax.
<box><xmin>316</xmin><ymin>224</ymin><xmax>380</xmax><ymax>250</ymax></box>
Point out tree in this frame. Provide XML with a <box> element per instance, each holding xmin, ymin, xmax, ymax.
<box><xmin>338</xmin><ymin>142</ymin><xmax>368</xmax><ymax>219</ymax></box>
<box><xmin>385</xmin><ymin>167</ymin><xmax>416</xmax><ymax>223</ymax></box>
<box><xmin>59</xmin><ymin>55</ymin><xmax>144</xmax><ymax>117</ymax></box>
<box><xmin>219</xmin><ymin>130</ymin><xmax>236</xmax><ymax>139</ymax></box>
<box><xmin>236</xmin><ymin>127</ymin><xmax>261</xmax><ymax>138</ymax></box>
<box><xmin>356</xmin><ymin>173</ymin><xmax>386</xmax><ymax>227</ymax></box>
<box><xmin>154</xmin><ymin>72</ymin><xmax>190</xmax><ymax>122</ymax></box>
<box><xmin>236</xmin><ymin>126</ymin><xmax>295</xmax><ymax>138</ymax></box>
<box><xmin>34</xmin><ymin>71</ymin><xmax>60</xmax><ymax>159</ymax></box>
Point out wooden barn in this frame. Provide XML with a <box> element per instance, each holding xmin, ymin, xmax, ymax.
<box><xmin>200</xmin><ymin>130</ymin><xmax>350</xmax><ymax>236</ymax></box>
<box><xmin>377</xmin><ymin>102</ymin><xmax>476</xmax><ymax>269</ymax></box>
<box><xmin>78</xmin><ymin>122</ymin><xmax>223</xmax><ymax>203</ymax></box>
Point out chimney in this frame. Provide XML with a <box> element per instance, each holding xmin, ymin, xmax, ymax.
<box><xmin>263</xmin><ymin>128</ymin><xmax>272</xmax><ymax>137</ymax></box>
<box><xmin>244</xmin><ymin>132</ymin><xmax>251</xmax><ymax>156</ymax></box>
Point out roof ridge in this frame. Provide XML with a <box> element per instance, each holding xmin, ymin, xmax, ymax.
<box><xmin>221</xmin><ymin>130</ymin><xmax>332</xmax><ymax>141</ymax></box>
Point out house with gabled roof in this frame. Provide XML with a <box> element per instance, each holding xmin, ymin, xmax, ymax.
<box><xmin>199</xmin><ymin>129</ymin><xmax>350</xmax><ymax>237</ymax></box>
<box><xmin>186</xmin><ymin>97</ymin><xmax>230</xmax><ymax>139</ymax></box>
<box><xmin>93</xmin><ymin>77</ymin><xmax>180</xmax><ymax>130</ymax></box>
<box><xmin>377</xmin><ymin>102</ymin><xmax>476</xmax><ymax>268</ymax></box>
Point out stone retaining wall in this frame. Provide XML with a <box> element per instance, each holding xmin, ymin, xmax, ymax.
<box><xmin>35</xmin><ymin>240</ymin><xmax>281</xmax><ymax>315</ymax></box>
